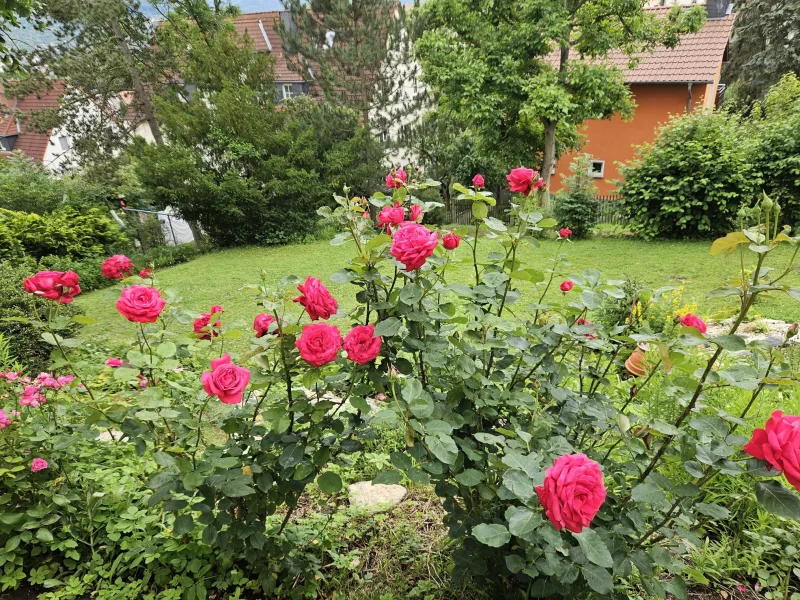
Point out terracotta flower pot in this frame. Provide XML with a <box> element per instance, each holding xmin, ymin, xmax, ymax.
<box><xmin>625</xmin><ymin>347</ymin><xmax>647</xmax><ymax>377</ymax></box>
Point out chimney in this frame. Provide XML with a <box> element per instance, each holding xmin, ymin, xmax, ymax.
<box><xmin>706</xmin><ymin>0</ymin><xmax>732</xmax><ymax>19</ymax></box>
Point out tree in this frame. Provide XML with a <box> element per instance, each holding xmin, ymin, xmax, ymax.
<box><xmin>0</xmin><ymin>0</ymin><xmax>40</xmax><ymax>68</ymax></box>
<box><xmin>1</xmin><ymin>0</ymin><xmax>168</xmax><ymax>179</ymax></box>
<box><xmin>277</xmin><ymin>0</ymin><xmax>419</xmax><ymax>151</ymax></box>
<box><xmin>135</xmin><ymin>16</ymin><xmax>381</xmax><ymax>247</ymax></box>
<box><xmin>414</xmin><ymin>0</ymin><xmax>705</xmax><ymax>203</ymax></box>
<box><xmin>723</xmin><ymin>0</ymin><xmax>800</xmax><ymax>104</ymax></box>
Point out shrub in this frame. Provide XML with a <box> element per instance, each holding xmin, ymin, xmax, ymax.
<box><xmin>553</xmin><ymin>154</ymin><xmax>599</xmax><ymax>239</ymax></box>
<box><xmin>2</xmin><ymin>172</ymin><xmax>800</xmax><ymax>598</ymax></box>
<box><xmin>0</xmin><ymin>207</ymin><xmax>129</xmax><ymax>260</ymax></box>
<box><xmin>618</xmin><ymin>110</ymin><xmax>761</xmax><ymax>239</ymax></box>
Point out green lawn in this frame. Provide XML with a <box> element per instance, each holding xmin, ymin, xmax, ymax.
<box><xmin>78</xmin><ymin>237</ymin><xmax>800</xmax><ymax>349</ymax></box>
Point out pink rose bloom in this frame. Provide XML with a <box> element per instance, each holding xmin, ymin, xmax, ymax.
<box><xmin>294</xmin><ymin>277</ymin><xmax>338</xmax><ymax>321</ymax></box>
<box><xmin>506</xmin><ymin>167</ymin><xmax>538</xmax><ymax>196</ymax></box>
<box><xmin>535</xmin><ymin>454</ymin><xmax>606</xmax><ymax>533</ymax></box>
<box><xmin>57</xmin><ymin>375</ymin><xmax>74</xmax><ymax>387</ymax></box>
<box><xmin>20</xmin><ymin>385</ymin><xmax>44</xmax><ymax>407</ymax></box>
<box><xmin>344</xmin><ymin>325</ymin><xmax>382</xmax><ymax>364</ymax></box>
<box><xmin>5</xmin><ymin>371</ymin><xmax>19</xmax><ymax>381</ymax></box>
<box><xmin>442</xmin><ymin>231</ymin><xmax>461</xmax><ymax>250</ymax></box>
<box><xmin>680</xmin><ymin>313</ymin><xmax>707</xmax><ymax>334</ymax></box>
<box><xmin>559</xmin><ymin>227</ymin><xmax>573</xmax><ymax>239</ymax></box>
<box><xmin>560</xmin><ymin>280</ymin><xmax>574</xmax><ymax>292</ymax></box>
<box><xmin>472</xmin><ymin>174</ymin><xmax>485</xmax><ymax>189</ymax></box>
<box><xmin>409</xmin><ymin>204</ymin><xmax>424</xmax><ymax>223</ymax></box>
<box><xmin>31</xmin><ymin>458</ymin><xmax>48</xmax><ymax>473</ymax></box>
<box><xmin>385</xmin><ymin>169</ymin><xmax>407</xmax><ymax>189</ymax></box>
<box><xmin>377</xmin><ymin>204</ymin><xmax>406</xmax><ymax>233</ymax></box>
<box><xmin>116</xmin><ymin>286</ymin><xmax>167</xmax><ymax>323</ymax></box>
<box><xmin>139</xmin><ymin>268</ymin><xmax>152</xmax><ymax>279</ymax></box>
<box><xmin>744</xmin><ymin>410</ymin><xmax>800</xmax><ymax>491</ymax></box>
<box><xmin>0</xmin><ymin>409</ymin><xmax>11</xmax><ymax>429</ymax></box>
<box><xmin>296</xmin><ymin>323</ymin><xmax>343</xmax><ymax>368</ymax></box>
<box><xmin>193</xmin><ymin>305</ymin><xmax>223</xmax><ymax>340</ymax></box>
<box><xmin>23</xmin><ymin>271</ymin><xmax>81</xmax><ymax>304</ymax></box>
<box><xmin>533</xmin><ymin>177</ymin><xmax>546</xmax><ymax>191</ymax></box>
<box><xmin>201</xmin><ymin>353</ymin><xmax>251</xmax><ymax>405</ymax></box>
<box><xmin>254</xmin><ymin>313</ymin><xmax>276</xmax><ymax>338</ymax></box>
<box><xmin>105</xmin><ymin>358</ymin><xmax>123</xmax><ymax>368</ymax></box>
<box><xmin>101</xmin><ymin>255</ymin><xmax>134</xmax><ymax>280</ymax></box>
<box><xmin>390</xmin><ymin>223</ymin><xmax>438</xmax><ymax>271</ymax></box>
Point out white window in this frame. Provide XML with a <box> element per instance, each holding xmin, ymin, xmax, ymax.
<box><xmin>323</xmin><ymin>30</ymin><xmax>335</xmax><ymax>49</ymax></box>
<box><xmin>381</xmin><ymin>130</ymin><xmax>389</xmax><ymax>143</ymax></box>
<box><xmin>396</xmin><ymin>87</ymin><xmax>405</xmax><ymax>102</ymax></box>
<box><xmin>589</xmin><ymin>160</ymin><xmax>605</xmax><ymax>178</ymax></box>
<box><xmin>282</xmin><ymin>84</ymin><xmax>294</xmax><ymax>100</ymax></box>
<box><xmin>58</xmin><ymin>135</ymin><xmax>70</xmax><ymax>152</ymax></box>
<box><xmin>413</xmin><ymin>76</ymin><xmax>418</xmax><ymax>95</ymax></box>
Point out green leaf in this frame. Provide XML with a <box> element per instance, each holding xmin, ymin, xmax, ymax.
<box><xmin>279</xmin><ymin>444</ymin><xmax>305</xmax><ymax>468</ymax></box>
<box><xmin>399</xmin><ymin>283</ymin><xmax>423</xmax><ymax>305</ymax></box>
<box><xmin>114</xmin><ymin>367</ymin><xmax>140</xmax><ymax>381</ymax></box>
<box><xmin>711</xmin><ymin>335</ymin><xmax>746</xmax><ymax>351</ymax></box>
<box><xmin>755</xmin><ymin>481</ymin><xmax>800</xmax><ymax>518</ymax></box>
<box><xmin>221</xmin><ymin>479</ymin><xmax>255</xmax><ymax>498</ymax></box>
<box><xmin>372</xmin><ymin>470</ymin><xmax>402</xmax><ymax>485</ymax></box>
<box><xmin>788</xmin><ymin>288</ymin><xmax>800</xmax><ymax>302</ymax></box>
<box><xmin>689</xmin><ymin>416</ymin><xmax>729</xmax><ymax>438</ymax></box>
<box><xmin>454</xmin><ymin>469</ymin><xmax>484</xmax><ymax>487</ymax></box>
<box><xmin>425</xmin><ymin>434</ymin><xmax>458</xmax><ymax>465</ymax></box>
<box><xmin>695</xmin><ymin>502</ymin><xmax>731</xmax><ymax>520</ymax></box>
<box><xmin>538</xmin><ymin>217</ymin><xmax>557</xmax><ymax>228</ymax></box>
<box><xmin>572</xmin><ymin>529</ymin><xmax>613</xmax><ymax>568</ymax></box>
<box><xmin>581</xmin><ymin>564</ymin><xmax>613</xmax><ymax>594</ymax></box>
<box><xmin>631</xmin><ymin>483</ymin><xmax>666</xmax><ymax>504</ymax></box>
<box><xmin>173</xmin><ymin>514</ymin><xmax>194</xmax><ymax>536</ymax></box>
<box><xmin>156</xmin><ymin>342</ymin><xmax>177</xmax><ymax>358</ymax></box>
<box><xmin>472</xmin><ymin>201</ymin><xmax>488</xmax><ymax>220</ymax></box>
<box><xmin>71</xmin><ymin>315</ymin><xmax>96</xmax><ymax>325</ymax></box>
<box><xmin>35</xmin><ymin>528</ymin><xmax>54</xmax><ymax>543</ymax></box>
<box><xmin>665</xmin><ymin>575</ymin><xmax>688</xmax><ymax>600</ymax></box>
<box><xmin>374</xmin><ymin>317</ymin><xmax>401</xmax><ymax>337</ymax></box>
<box><xmin>508</xmin><ymin>508</ymin><xmax>541</xmax><ymax>538</ymax></box>
<box><xmin>710</xmin><ymin>231</ymin><xmax>749</xmax><ymax>256</ymax></box>
<box><xmin>472</xmin><ymin>523</ymin><xmax>511</xmax><ymax>548</ymax></box>
<box><xmin>317</xmin><ymin>472</ymin><xmax>343</xmax><ymax>494</ymax></box>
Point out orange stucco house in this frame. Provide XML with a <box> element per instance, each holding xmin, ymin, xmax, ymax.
<box><xmin>551</xmin><ymin>5</ymin><xmax>736</xmax><ymax>195</ymax></box>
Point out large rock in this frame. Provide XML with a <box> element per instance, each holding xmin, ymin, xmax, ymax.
<box><xmin>348</xmin><ymin>481</ymin><xmax>407</xmax><ymax>510</ymax></box>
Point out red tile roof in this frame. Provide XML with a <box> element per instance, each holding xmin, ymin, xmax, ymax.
<box><xmin>548</xmin><ymin>8</ymin><xmax>735</xmax><ymax>83</ymax></box>
<box><xmin>232</xmin><ymin>11</ymin><xmax>305</xmax><ymax>82</ymax></box>
<box><xmin>0</xmin><ymin>81</ymin><xmax>63</xmax><ymax>162</ymax></box>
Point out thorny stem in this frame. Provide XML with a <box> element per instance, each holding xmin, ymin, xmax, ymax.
<box><xmin>472</xmin><ymin>220</ymin><xmax>481</xmax><ymax>287</ymax></box>
<box><xmin>274</xmin><ymin>309</ymin><xmax>295</xmax><ymax>433</ymax></box>
<box><xmin>534</xmin><ymin>237</ymin><xmax>567</xmax><ymax>323</ymax></box>
<box><xmin>191</xmin><ymin>396</ymin><xmax>212</xmax><ymax>469</ymax></box>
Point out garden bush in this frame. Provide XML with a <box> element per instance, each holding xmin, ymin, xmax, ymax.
<box><xmin>2</xmin><ymin>168</ymin><xmax>800</xmax><ymax>598</ymax></box>
<box><xmin>618</xmin><ymin>110</ymin><xmax>761</xmax><ymax>239</ymax></box>
<box><xmin>553</xmin><ymin>154</ymin><xmax>599</xmax><ymax>239</ymax></box>
<box><xmin>0</xmin><ymin>206</ymin><xmax>129</xmax><ymax>260</ymax></box>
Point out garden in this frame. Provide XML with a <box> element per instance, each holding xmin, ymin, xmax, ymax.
<box><xmin>1</xmin><ymin>166</ymin><xmax>800</xmax><ymax>600</ymax></box>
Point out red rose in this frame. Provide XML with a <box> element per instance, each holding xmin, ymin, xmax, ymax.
<box><xmin>377</xmin><ymin>204</ymin><xmax>406</xmax><ymax>233</ymax></box>
<box><xmin>294</xmin><ymin>277</ymin><xmax>338</xmax><ymax>321</ymax></box>
<box><xmin>560</xmin><ymin>280</ymin><xmax>574</xmax><ymax>292</ymax></box>
<box><xmin>23</xmin><ymin>271</ymin><xmax>81</xmax><ymax>304</ymax></box>
<box><xmin>410</xmin><ymin>204</ymin><xmax>424</xmax><ymax>223</ymax></box>
<box><xmin>254</xmin><ymin>313</ymin><xmax>276</xmax><ymax>338</ymax></box>
<box><xmin>116</xmin><ymin>285</ymin><xmax>167</xmax><ymax>323</ymax></box>
<box><xmin>390</xmin><ymin>223</ymin><xmax>438</xmax><ymax>271</ymax></box>
<box><xmin>442</xmin><ymin>231</ymin><xmax>461</xmax><ymax>250</ymax></box>
<box><xmin>344</xmin><ymin>324</ymin><xmax>382</xmax><ymax>364</ymax></box>
<box><xmin>194</xmin><ymin>305</ymin><xmax>223</xmax><ymax>340</ymax></box>
<box><xmin>139</xmin><ymin>268</ymin><xmax>152</xmax><ymax>279</ymax></box>
<box><xmin>559</xmin><ymin>227</ymin><xmax>573</xmax><ymax>239</ymax></box>
<box><xmin>201</xmin><ymin>353</ymin><xmax>251</xmax><ymax>405</ymax></box>
<box><xmin>744</xmin><ymin>410</ymin><xmax>800</xmax><ymax>491</ymax></box>
<box><xmin>507</xmin><ymin>167</ymin><xmax>538</xmax><ymax>196</ymax></box>
<box><xmin>533</xmin><ymin>177</ymin><xmax>546</xmax><ymax>191</ymax></box>
<box><xmin>105</xmin><ymin>358</ymin><xmax>123</xmax><ymax>368</ymax></box>
<box><xmin>472</xmin><ymin>174</ymin><xmax>485</xmax><ymax>189</ymax></box>
<box><xmin>535</xmin><ymin>454</ymin><xmax>606</xmax><ymax>533</ymax></box>
<box><xmin>101</xmin><ymin>255</ymin><xmax>134</xmax><ymax>280</ymax></box>
<box><xmin>296</xmin><ymin>322</ymin><xmax>342</xmax><ymax>368</ymax></box>
<box><xmin>385</xmin><ymin>168</ymin><xmax>407</xmax><ymax>189</ymax></box>
<box><xmin>680</xmin><ymin>313</ymin><xmax>707</xmax><ymax>334</ymax></box>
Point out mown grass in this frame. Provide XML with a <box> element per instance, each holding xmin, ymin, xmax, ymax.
<box><xmin>77</xmin><ymin>236</ymin><xmax>800</xmax><ymax>350</ymax></box>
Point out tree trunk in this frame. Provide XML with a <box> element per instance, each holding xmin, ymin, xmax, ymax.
<box><xmin>110</xmin><ymin>19</ymin><xmax>165</xmax><ymax>146</ymax></box>
<box><xmin>541</xmin><ymin>119</ymin><xmax>557</xmax><ymax>210</ymax></box>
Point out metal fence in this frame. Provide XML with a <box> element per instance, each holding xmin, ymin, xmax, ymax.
<box><xmin>447</xmin><ymin>191</ymin><xmax>626</xmax><ymax>227</ymax></box>
<box><xmin>595</xmin><ymin>194</ymin><xmax>625</xmax><ymax>226</ymax></box>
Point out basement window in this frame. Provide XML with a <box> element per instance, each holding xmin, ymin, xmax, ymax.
<box><xmin>589</xmin><ymin>160</ymin><xmax>605</xmax><ymax>178</ymax></box>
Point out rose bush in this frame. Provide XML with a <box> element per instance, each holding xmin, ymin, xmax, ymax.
<box><xmin>2</xmin><ymin>172</ymin><xmax>800</xmax><ymax>599</ymax></box>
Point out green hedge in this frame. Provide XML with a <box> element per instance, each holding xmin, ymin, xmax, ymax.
<box><xmin>0</xmin><ymin>207</ymin><xmax>130</xmax><ymax>260</ymax></box>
